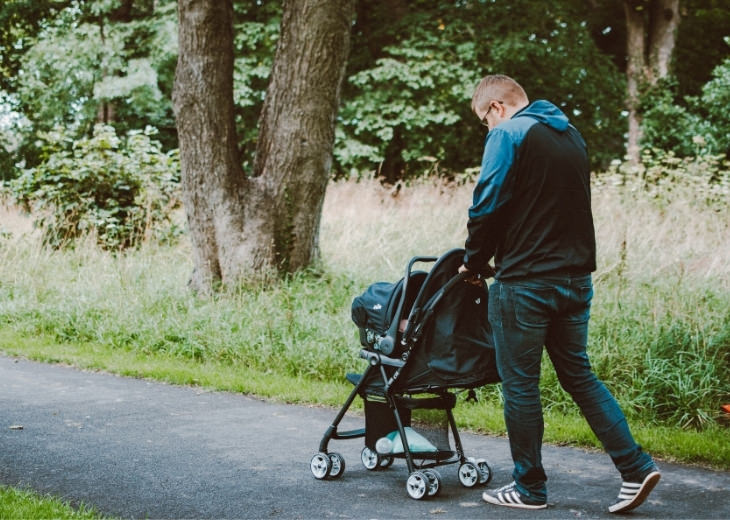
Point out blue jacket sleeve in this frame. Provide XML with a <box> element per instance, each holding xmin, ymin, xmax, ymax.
<box><xmin>463</xmin><ymin>128</ymin><xmax>515</xmax><ymax>272</ymax></box>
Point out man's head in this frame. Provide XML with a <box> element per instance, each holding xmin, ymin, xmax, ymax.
<box><xmin>471</xmin><ymin>75</ymin><xmax>529</xmax><ymax>130</ymax></box>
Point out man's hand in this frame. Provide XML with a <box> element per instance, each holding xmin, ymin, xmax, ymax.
<box><xmin>459</xmin><ymin>264</ymin><xmax>496</xmax><ymax>286</ymax></box>
<box><xmin>459</xmin><ymin>264</ymin><xmax>485</xmax><ymax>286</ymax></box>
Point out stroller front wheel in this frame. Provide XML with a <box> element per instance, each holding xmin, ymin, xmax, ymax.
<box><xmin>406</xmin><ymin>471</ymin><xmax>429</xmax><ymax>500</ymax></box>
<box><xmin>458</xmin><ymin>461</ymin><xmax>480</xmax><ymax>488</ymax></box>
<box><xmin>378</xmin><ymin>455</ymin><xmax>394</xmax><ymax>468</ymax></box>
<box><xmin>328</xmin><ymin>452</ymin><xmax>346</xmax><ymax>479</ymax></box>
<box><xmin>310</xmin><ymin>452</ymin><xmax>332</xmax><ymax>480</ymax></box>
<box><xmin>422</xmin><ymin>468</ymin><xmax>442</xmax><ymax>497</ymax></box>
<box><xmin>361</xmin><ymin>446</ymin><xmax>380</xmax><ymax>470</ymax></box>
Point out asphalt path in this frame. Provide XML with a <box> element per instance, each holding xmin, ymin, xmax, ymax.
<box><xmin>1</xmin><ymin>355</ymin><xmax>729</xmax><ymax>519</ymax></box>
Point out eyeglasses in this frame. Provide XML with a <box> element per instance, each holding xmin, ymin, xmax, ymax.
<box><xmin>480</xmin><ymin>100</ymin><xmax>504</xmax><ymax>127</ymax></box>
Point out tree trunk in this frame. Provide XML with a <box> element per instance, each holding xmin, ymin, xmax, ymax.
<box><xmin>623</xmin><ymin>0</ymin><xmax>680</xmax><ymax>164</ymax></box>
<box><xmin>174</xmin><ymin>0</ymin><xmax>354</xmax><ymax>293</ymax></box>
<box><xmin>624</xmin><ymin>0</ymin><xmax>647</xmax><ymax>164</ymax></box>
<box><xmin>253</xmin><ymin>0</ymin><xmax>355</xmax><ymax>272</ymax></box>
<box><xmin>648</xmin><ymin>0</ymin><xmax>680</xmax><ymax>80</ymax></box>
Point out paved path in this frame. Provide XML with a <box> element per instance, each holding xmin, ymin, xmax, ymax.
<box><xmin>1</xmin><ymin>355</ymin><xmax>729</xmax><ymax>519</ymax></box>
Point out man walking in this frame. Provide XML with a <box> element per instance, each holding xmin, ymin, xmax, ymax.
<box><xmin>459</xmin><ymin>75</ymin><xmax>660</xmax><ymax>513</ymax></box>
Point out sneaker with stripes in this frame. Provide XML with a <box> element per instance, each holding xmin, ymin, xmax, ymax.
<box><xmin>608</xmin><ymin>467</ymin><xmax>661</xmax><ymax>513</ymax></box>
<box><xmin>482</xmin><ymin>482</ymin><xmax>547</xmax><ymax>510</ymax></box>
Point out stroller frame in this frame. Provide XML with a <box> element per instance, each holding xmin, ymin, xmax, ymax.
<box><xmin>310</xmin><ymin>252</ymin><xmax>493</xmax><ymax>500</ymax></box>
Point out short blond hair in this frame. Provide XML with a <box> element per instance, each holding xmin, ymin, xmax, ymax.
<box><xmin>471</xmin><ymin>75</ymin><xmax>529</xmax><ymax>114</ymax></box>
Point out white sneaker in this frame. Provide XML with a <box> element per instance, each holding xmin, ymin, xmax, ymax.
<box><xmin>608</xmin><ymin>469</ymin><xmax>661</xmax><ymax>513</ymax></box>
<box><xmin>482</xmin><ymin>482</ymin><xmax>547</xmax><ymax>510</ymax></box>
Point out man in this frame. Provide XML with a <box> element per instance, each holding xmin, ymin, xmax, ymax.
<box><xmin>459</xmin><ymin>75</ymin><xmax>660</xmax><ymax>513</ymax></box>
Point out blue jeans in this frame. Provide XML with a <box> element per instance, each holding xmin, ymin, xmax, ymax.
<box><xmin>488</xmin><ymin>274</ymin><xmax>654</xmax><ymax>502</ymax></box>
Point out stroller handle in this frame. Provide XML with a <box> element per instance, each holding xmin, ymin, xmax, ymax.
<box><xmin>379</xmin><ymin>256</ymin><xmax>440</xmax><ymax>355</ymax></box>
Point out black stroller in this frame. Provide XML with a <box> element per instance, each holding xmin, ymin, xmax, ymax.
<box><xmin>309</xmin><ymin>248</ymin><xmax>500</xmax><ymax>499</ymax></box>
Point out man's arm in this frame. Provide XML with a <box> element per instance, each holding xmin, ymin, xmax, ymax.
<box><xmin>463</xmin><ymin>128</ymin><xmax>515</xmax><ymax>273</ymax></box>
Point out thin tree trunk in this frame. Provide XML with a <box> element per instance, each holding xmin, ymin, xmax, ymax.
<box><xmin>624</xmin><ymin>0</ymin><xmax>646</xmax><ymax>164</ymax></box>
<box><xmin>648</xmin><ymin>0</ymin><xmax>680</xmax><ymax>80</ymax></box>
<box><xmin>623</xmin><ymin>0</ymin><xmax>681</xmax><ymax>164</ymax></box>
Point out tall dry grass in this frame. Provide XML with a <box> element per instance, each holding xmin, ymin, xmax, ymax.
<box><xmin>320</xmin><ymin>176</ymin><xmax>730</xmax><ymax>287</ymax></box>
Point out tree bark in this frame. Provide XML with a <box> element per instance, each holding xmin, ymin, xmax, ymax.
<box><xmin>253</xmin><ymin>0</ymin><xmax>355</xmax><ymax>272</ymax></box>
<box><xmin>174</xmin><ymin>0</ymin><xmax>355</xmax><ymax>293</ymax></box>
<box><xmin>623</xmin><ymin>0</ymin><xmax>680</xmax><ymax>163</ymax></box>
<box><xmin>624</xmin><ymin>0</ymin><xmax>647</xmax><ymax>164</ymax></box>
<box><xmin>648</xmin><ymin>0</ymin><xmax>680</xmax><ymax>80</ymax></box>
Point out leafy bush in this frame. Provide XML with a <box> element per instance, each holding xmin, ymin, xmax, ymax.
<box><xmin>641</xmin><ymin>39</ymin><xmax>730</xmax><ymax>158</ymax></box>
<box><xmin>10</xmin><ymin>124</ymin><xmax>181</xmax><ymax>250</ymax></box>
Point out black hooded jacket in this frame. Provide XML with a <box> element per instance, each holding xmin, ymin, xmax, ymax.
<box><xmin>464</xmin><ymin>100</ymin><xmax>596</xmax><ymax>280</ymax></box>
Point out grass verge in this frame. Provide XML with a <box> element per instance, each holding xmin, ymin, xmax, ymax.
<box><xmin>2</xmin><ymin>328</ymin><xmax>728</xmax><ymax>470</ymax></box>
<box><xmin>0</xmin><ymin>485</ymin><xmax>104</xmax><ymax>520</ymax></box>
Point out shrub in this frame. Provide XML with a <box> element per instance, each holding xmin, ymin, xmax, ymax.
<box><xmin>641</xmin><ymin>39</ymin><xmax>730</xmax><ymax>158</ymax></box>
<box><xmin>10</xmin><ymin>124</ymin><xmax>181</xmax><ymax>250</ymax></box>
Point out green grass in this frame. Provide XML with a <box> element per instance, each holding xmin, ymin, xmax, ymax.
<box><xmin>0</xmin><ymin>485</ymin><xmax>104</xmax><ymax>519</ymax></box>
<box><xmin>2</xmin><ymin>324</ymin><xmax>728</xmax><ymax>470</ymax></box>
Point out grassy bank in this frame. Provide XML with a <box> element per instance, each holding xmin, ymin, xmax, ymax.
<box><xmin>1</xmin><ymin>177</ymin><xmax>729</xmax><ymax>471</ymax></box>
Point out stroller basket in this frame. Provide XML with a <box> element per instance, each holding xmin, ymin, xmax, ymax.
<box><xmin>310</xmin><ymin>248</ymin><xmax>500</xmax><ymax>500</ymax></box>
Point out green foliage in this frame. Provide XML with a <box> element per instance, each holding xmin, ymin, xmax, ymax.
<box><xmin>673</xmin><ymin>0</ymin><xmax>730</xmax><ymax>99</ymax></box>
<box><xmin>2</xmin><ymin>0</ymin><xmax>178</xmax><ymax>177</ymax></box>
<box><xmin>484</xmin><ymin>2</ymin><xmax>626</xmax><ymax>170</ymax></box>
<box><xmin>600</xmin><ymin>147</ymin><xmax>730</xmax><ymax>211</ymax></box>
<box><xmin>9</xmin><ymin>124</ymin><xmax>181</xmax><ymax>250</ymax></box>
<box><xmin>336</xmin><ymin>0</ymin><xmax>626</xmax><ymax>180</ymax></box>
<box><xmin>641</xmin><ymin>40</ymin><xmax>730</xmax><ymax>158</ymax></box>
<box><xmin>336</xmin><ymin>32</ymin><xmax>482</xmax><ymax>181</ymax></box>
<box><xmin>232</xmin><ymin>2</ymin><xmax>281</xmax><ymax>172</ymax></box>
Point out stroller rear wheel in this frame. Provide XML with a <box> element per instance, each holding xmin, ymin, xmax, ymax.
<box><xmin>475</xmin><ymin>458</ymin><xmax>492</xmax><ymax>485</ymax></box>
<box><xmin>467</xmin><ymin>456</ymin><xmax>493</xmax><ymax>485</ymax></box>
<box><xmin>406</xmin><ymin>471</ymin><xmax>429</xmax><ymax>500</ymax></box>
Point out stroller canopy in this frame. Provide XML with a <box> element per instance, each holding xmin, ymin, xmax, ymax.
<box><xmin>352</xmin><ymin>249</ymin><xmax>499</xmax><ymax>392</ymax></box>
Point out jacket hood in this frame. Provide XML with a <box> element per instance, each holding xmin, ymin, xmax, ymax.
<box><xmin>513</xmin><ymin>100</ymin><xmax>570</xmax><ymax>132</ymax></box>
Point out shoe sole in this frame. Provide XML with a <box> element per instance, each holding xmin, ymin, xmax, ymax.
<box><xmin>608</xmin><ymin>471</ymin><xmax>661</xmax><ymax>513</ymax></box>
<box><xmin>482</xmin><ymin>491</ymin><xmax>547</xmax><ymax>510</ymax></box>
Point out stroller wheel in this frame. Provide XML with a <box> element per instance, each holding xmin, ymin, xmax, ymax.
<box><xmin>422</xmin><ymin>468</ymin><xmax>442</xmax><ymax>497</ymax></box>
<box><xmin>361</xmin><ymin>446</ymin><xmax>380</xmax><ymax>471</ymax></box>
<box><xmin>378</xmin><ymin>455</ymin><xmax>394</xmax><ymax>469</ymax></box>
<box><xmin>310</xmin><ymin>452</ymin><xmax>332</xmax><ymax>480</ymax></box>
<box><xmin>406</xmin><ymin>471</ymin><xmax>429</xmax><ymax>500</ymax></box>
<box><xmin>475</xmin><ymin>458</ymin><xmax>492</xmax><ymax>485</ymax></box>
<box><xmin>458</xmin><ymin>461</ymin><xmax>480</xmax><ymax>488</ymax></box>
<box><xmin>328</xmin><ymin>452</ymin><xmax>346</xmax><ymax>479</ymax></box>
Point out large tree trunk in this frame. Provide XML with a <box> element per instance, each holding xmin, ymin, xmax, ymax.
<box><xmin>174</xmin><ymin>0</ymin><xmax>354</xmax><ymax>293</ymax></box>
<box><xmin>253</xmin><ymin>0</ymin><xmax>355</xmax><ymax>272</ymax></box>
<box><xmin>623</xmin><ymin>0</ymin><xmax>680</xmax><ymax>164</ymax></box>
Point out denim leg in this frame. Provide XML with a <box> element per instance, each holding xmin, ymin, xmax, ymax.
<box><xmin>489</xmin><ymin>281</ymin><xmax>549</xmax><ymax>501</ymax></box>
<box><xmin>544</xmin><ymin>276</ymin><xmax>654</xmax><ymax>481</ymax></box>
